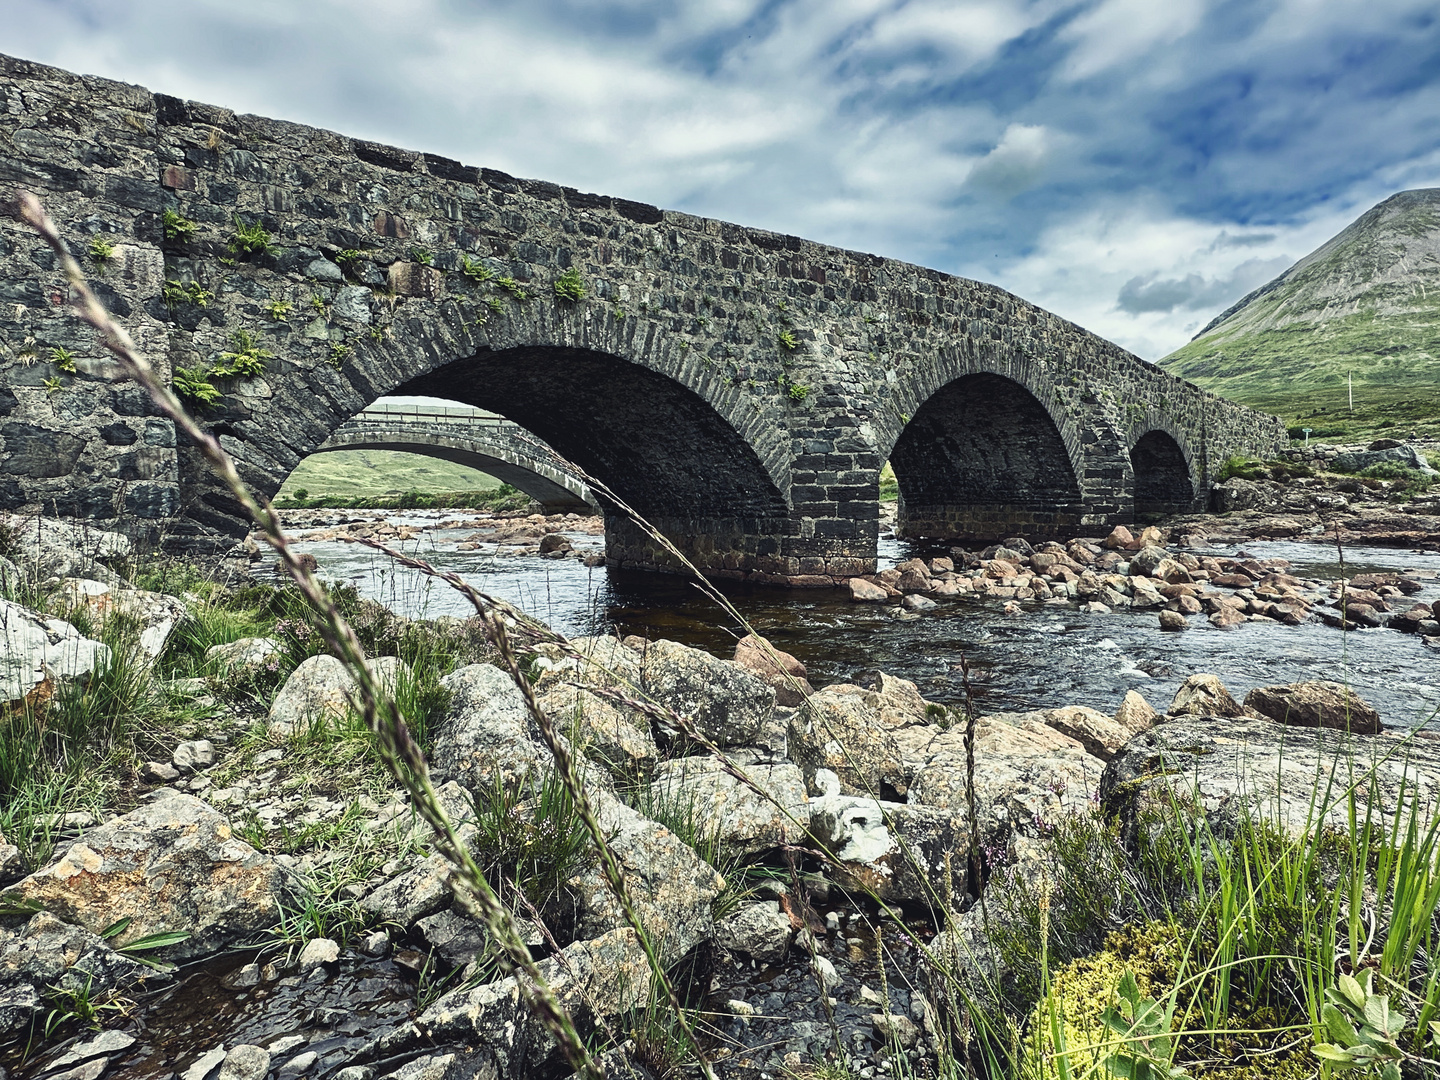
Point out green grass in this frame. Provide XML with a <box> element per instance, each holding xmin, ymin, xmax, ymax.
<box><xmin>278</xmin><ymin>448</ymin><xmax>504</xmax><ymax>501</ymax></box>
<box><xmin>1162</xmin><ymin>296</ymin><xmax>1440</xmax><ymax>443</ymax></box>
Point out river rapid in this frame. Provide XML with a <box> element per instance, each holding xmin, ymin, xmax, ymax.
<box><xmin>287</xmin><ymin>514</ymin><xmax>1440</xmax><ymax>729</ymax></box>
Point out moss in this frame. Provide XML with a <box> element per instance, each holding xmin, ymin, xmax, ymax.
<box><xmin>1022</xmin><ymin>921</ymin><xmax>1182</xmax><ymax>1080</ymax></box>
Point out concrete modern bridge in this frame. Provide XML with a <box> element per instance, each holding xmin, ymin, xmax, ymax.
<box><xmin>0</xmin><ymin>54</ymin><xmax>1284</xmax><ymax>584</ymax></box>
<box><xmin>316</xmin><ymin>403</ymin><xmax>595</xmax><ymax>512</ymax></box>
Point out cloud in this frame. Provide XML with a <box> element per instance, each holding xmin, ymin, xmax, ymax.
<box><xmin>966</xmin><ymin>123</ymin><xmax>1056</xmax><ymax>196</ymax></box>
<box><xmin>1</xmin><ymin>0</ymin><xmax>1438</xmax><ymax>363</ymax></box>
<box><xmin>1115</xmin><ymin>256</ymin><xmax>1292</xmax><ymax>314</ymax></box>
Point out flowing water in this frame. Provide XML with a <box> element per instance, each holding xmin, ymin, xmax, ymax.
<box><xmin>288</xmin><ymin>516</ymin><xmax>1440</xmax><ymax>728</ymax></box>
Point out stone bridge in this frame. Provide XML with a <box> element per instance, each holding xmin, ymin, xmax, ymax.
<box><xmin>317</xmin><ymin>403</ymin><xmax>595</xmax><ymax>512</ymax></box>
<box><xmin>0</xmin><ymin>55</ymin><xmax>1284</xmax><ymax>584</ymax></box>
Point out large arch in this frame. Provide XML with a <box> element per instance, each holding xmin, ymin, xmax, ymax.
<box><xmin>888</xmin><ymin>373</ymin><xmax>1086</xmax><ymax>542</ymax></box>
<box><xmin>1130</xmin><ymin>430</ymin><xmax>1197</xmax><ymax>518</ymax></box>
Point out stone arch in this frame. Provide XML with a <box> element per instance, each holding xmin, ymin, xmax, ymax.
<box><xmin>1130</xmin><ymin>429</ymin><xmax>1197</xmax><ymax>518</ymax></box>
<box><xmin>885</xmin><ymin>372</ymin><xmax>1086</xmax><ymax>542</ymax></box>
<box><xmin>311</xmin><ymin>429</ymin><xmax>596</xmax><ymax>511</ymax></box>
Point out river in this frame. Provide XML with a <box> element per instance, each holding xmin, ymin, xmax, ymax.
<box><xmin>286</xmin><ymin>516</ymin><xmax>1440</xmax><ymax>729</ymax></box>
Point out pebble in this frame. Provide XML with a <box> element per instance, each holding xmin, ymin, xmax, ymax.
<box><xmin>173</xmin><ymin>740</ymin><xmax>216</xmax><ymax>772</ymax></box>
<box><xmin>218</xmin><ymin>1045</ymin><xmax>270</xmax><ymax>1080</ymax></box>
<box><xmin>296</xmin><ymin>937</ymin><xmax>340</xmax><ymax>969</ymax></box>
<box><xmin>181</xmin><ymin>1047</ymin><xmax>228</xmax><ymax>1080</ymax></box>
<box><xmin>141</xmin><ymin>761</ymin><xmax>180</xmax><ymax>783</ymax></box>
<box><xmin>277</xmin><ymin>1051</ymin><xmax>318</xmax><ymax>1076</ymax></box>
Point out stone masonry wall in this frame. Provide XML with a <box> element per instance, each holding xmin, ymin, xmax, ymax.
<box><xmin>0</xmin><ymin>54</ymin><xmax>1285</xmax><ymax>583</ymax></box>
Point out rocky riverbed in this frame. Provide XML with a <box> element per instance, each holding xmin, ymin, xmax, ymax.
<box><xmin>2</xmin><ymin>512</ymin><xmax>1439</xmax><ymax>1080</ymax></box>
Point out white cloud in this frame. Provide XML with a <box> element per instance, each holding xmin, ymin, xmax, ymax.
<box><xmin>1056</xmin><ymin>0</ymin><xmax>1205</xmax><ymax>82</ymax></box>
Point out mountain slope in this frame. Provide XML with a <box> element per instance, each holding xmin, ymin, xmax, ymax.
<box><xmin>1161</xmin><ymin>189</ymin><xmax>1440</xmax><ymax>439</ymax></box>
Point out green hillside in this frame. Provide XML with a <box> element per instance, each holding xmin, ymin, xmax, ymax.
<box><xmin>278</xmin><ymin>449</ymin><xmax>502</xmax><ymax>500</ymax></box>
<box><xmin>1161</xmin><ymin>189</ymin><xmax>1440</xmax><ymax>440</ymax></box>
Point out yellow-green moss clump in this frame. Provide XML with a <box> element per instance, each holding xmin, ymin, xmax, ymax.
<box><xmin>1022</xmin><ymin>921</ymin><xmax>1181</xmax><ymax>1080</ymax></box>
<box><xmin>1023</xmin><ymin>920</ymin><xmax>1321</xmax><ymax>1080</ymax></box>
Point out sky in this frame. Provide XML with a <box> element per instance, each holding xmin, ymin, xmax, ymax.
<box><xmin>5</xmin><ymin>0</ymin><xmax>1439</xmax><ymax>360</ymax></box>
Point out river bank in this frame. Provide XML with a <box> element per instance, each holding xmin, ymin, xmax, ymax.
<box><xmin>2</xmin><ymin>512</ymin><xmax>1439</xmax><ymax>1080</ymax></box>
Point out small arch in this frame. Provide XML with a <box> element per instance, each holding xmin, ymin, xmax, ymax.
<box><xmin>1130</xmin><ymin>430</ymin><xmax>1195</xmax><ymax>518</ymax></box>
<box><xmin>889</xmin><ymin>372</ymin><xmax>1084</xmax><ymax>542</ymax></box>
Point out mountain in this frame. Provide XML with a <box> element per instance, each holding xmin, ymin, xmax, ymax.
<box><xmin>1160</xmin><ymin>188</ymin><xmax>1440</xmax><ymax>440</ymax></box>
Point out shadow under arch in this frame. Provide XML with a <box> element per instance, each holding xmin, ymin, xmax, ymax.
<box><xmin>395</xmin><ymin>346</ymin><xmax>792</xmax><ymax>573</ymax></box>
<box><xmin>1130</xmin><ymin>429</ymin><xmax>1196</xmax><ymax>518</ymax></box>
<box><xmin>888</xmin><ymin>372</ymin><xmax>1085</xmax><ymax>543</ymax></box>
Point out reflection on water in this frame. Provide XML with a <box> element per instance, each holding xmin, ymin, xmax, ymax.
<box><xmin>286</xmin><ymin>521</ymin><xmax>1440</xmax><ymax>729</ymax></box>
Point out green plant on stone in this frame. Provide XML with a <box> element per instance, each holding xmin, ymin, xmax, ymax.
<box><xmin>49</xmin><ymin>346</ymin><xmax>76</xmax><ymax>373</ymax></box>
<box><xmin>612</xmin><ymin>303</ymin><xmax>627</xmax><ymax>321</ymax></box>
<box><xmin>496</xmin><ymin>276</ymin><xmax>528</xmax><ymax>301</ymax></box>
<box><xmin>228</xmin><ymin>215</ymin><xmax>276</xmax><ymax>260</ymax></box>
<box><xmin>162</xmin><ymin>279</ymin><xmax>213</xmax><ymax>309</ymax></box>
<box><xmin>214</xmin><ymin>328</ymin><xmax>272</xmax><ymax>379</ymax></box>
<box><xmin>42</xmin><ymin>973</ymin><xmax>131</xmax><ymax>1039</ymax></box>
<box><xmin>334</xmin><ymin>249</ymin><xmax>364</xmax><ymax>274</ymax></box>
<box><xmin>554</xmin><ymin>267</ymin><xmax>586</xmax><ymax>302</ymax></box>
<box><xmin>369</xmin><ymin>324</ymin><xmax>387</xmax><ymax>343</ymax></box>
<box><xmin>268</xmin><ymin>299</ymin><xmax>292</xmax><ymax>322</ymax></box>
<box><xmin>327</xmin><ymin>342</ymin><xmax>352</xmax><ymax>369</ymax></box>
<box><xmin>788</xmin><ymin>382</ymin><xmax>811</xmax><ymax>403</ymax></box>
<box><xmin>410</xmin><ymin>247</ymin><xmax>433</xmax><ymax>266</ymax></box>
<box><xmin>468</xmin><ymin>768</ymin><xmax>593</xmax><ymax>919</ymax></box>
<box><xmin>87</xmin><ymin>235</ymin><xmax>113</xmax><ymax>267</ymax></box>
<box><xmin>460</xmin><ymin>254</ymin><xmax>492</xmax><ymax>284</ymax></box>
<box><xmin>173</xmin><ymin>364</ymin><xmax>221</xmax><ymax>407</ymax></box>
<box><xmin>162</xmin><ymin>208</ymin><xmax>197</xmax><ymax>243</ymax></box>
<box><xmin>487</xmin><ymin>296</ymin><xmax>505</xmax><ymax>316</ymax></box>
<box><xmin>1312</xmin><ymin>970</ymin><xmax>1436</xmax><ymax>1079</ymax></box>
<box><xmin>41</xmin><ymin>373</ymin><xmax>62</xmax><ymax>397</ymax></box>
<box><xmin>310</xmin><ymin>293</ymin><xmax>328</xmax><ymax>313</ymax></box>
<box><xmin>778</xmin><ymin>329</ymin><xmax>799</xmax><ymax>351</ymax></box>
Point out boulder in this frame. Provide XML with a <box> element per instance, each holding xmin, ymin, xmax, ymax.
<box><xmin>361</xmin><ymin>851</ymin><xmax>459</xmax><ymax>929</ymax></box>
<box><xmin>647</xmin><ymin>757</ymin><xmax>809</xmax><ymax>856</ymax></box>
<box><xmin>0</xmin><ymin>791</ymin><xmax>287</xmax><ymax>961</ymax></box>
<box><xmin>0</xmin><ymin>598</ymin><xmax>110</xmax><ymax>708</ymax></box>
<box><xmin>1333</xmin><ymin>444</ymin><xmax>1439</xmax><ymax>476</ymax></box>
<box><xmin>827</xmin><ymin>672</ymin><xmax>933</xmax><ymax>729</ymax></box>
<box><xmin>641</xmin><ymin>639</ymin><xmax>780</xmax><ymax>753</ymax></box>
<box><xmin>400</xmin><ymin>928</ymin><xmax>650</xmax><ymax>1079</ymax></box>
<box><xmin>906</xmin><ymin>713</ymin><xmax>1105</xmax><ymax>844</ymax></box>
<box><xmin>1209</xmin><ymin>607</ymin><xmax>1247</xmax><ymax>630</ymax></box>
<box><xmin>267</xmin><ymin>654</ymin><xmax>409</xmax><ymax>736</ymax></box>
<box><xmin>902</xmin><ymin>593</ymin><xmax>937</xmax><ymax>612</ymax></box>
<box><xmin>1042</xmin><ymin>705</ymin><xmax>1133</xmax><ymax>761</ymax></box>
<box><xmin>848</xmin><ymin>578</ymin><xmax>888</xmax><ymax>602</ymax></box>
<box><xmin>205</xmin><ymin>636</ymin><xmax>281</xmax><ymax>672</ymax></box>
<box><xmin>788</xmin><ymin>688</ymin><xmax>908</xmax><ymax>798</ymax></box>
<box><xmin>0</xmin><ymin>828</ymin><xmax>20</xmax><ymax>884</ymax></box>
<box><xmin>1113</xmin><ymin>690</ymin><xmax>1158</xmax><ymax>736</ymax></box>
<box><xmin>1101</xmin><ymin>716</ymin><xmax>1440</xmax><ymax>839</ymax></box>
<box><xmin>536</xmin><ymin>682</ymin><xmax>657</xmax><ymax>779</ymax></box>
<box><xmin>1243</xmin><ymin>681</ymin><xmax>1382</xmax><ymax>734</ymax></box>
<box><xmin>0</xmin><ymin>912</ymin><xmax>151</xmax><ymax>1038</ymax></box>
<box><xmin>1127</xmin><ymin>547</ymin><xmax>1168</xmax><ymax>577</ymax></box>
<box><xmin>1158</xmin><ymin>610</ymin><xmax>1188</xmax><ymax>631</ymax></box>
<box><xmin>57</xmin><ymin>580</ymin><xmax>189</xmax><ymax>660</ymax></box>
<box><xmin>531</xmin><ymin>635</ymin><xmax>642</xmax><ymax>692</ymax></box>
<box><xmin>571</xmin><ymin>789</ymin><xmax>724</xmax><ymax>966</ymax></box>
<box><xmin>733</xmin><ymin>634</ymin><xmax>813</xmax><ymax>707</ymax></box>
<box><xmin>808</xmin><ymin>772</ymin><xmax>968</xmax><ymax>904</ymax></box>
<box><xmin>1168</xmin><ymin>673</ymin><xmax>1245</xmax><ymax>718</ymax></box>
<box><xmin>1101</xmin><ymin>526</ymin><xmax>1134</xmax><ymax>550</ymax></box>
<box><xmin>538</xmin><ymin>533</ymin><xmax>572</xmax><ymax>554</ymax></box>
<box><xmin>0</xmin><ymin>515</ymin><xmax>130</xmax><ymax>585</ymax></box>
<box><xmin>714</xmin><ymin>901</ymin><xmax>793</xmax><ymax>964</ymax></box>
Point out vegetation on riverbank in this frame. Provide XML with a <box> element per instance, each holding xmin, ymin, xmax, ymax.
<box><xmin>276</xmin><ymin>448</ymin><xmax>505</xmax><ymax>502</ymax></box>
<box><xmin>273</xmin><ymin>485</ymin><xmax>532</xmax><ymax>512</ymax></box>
